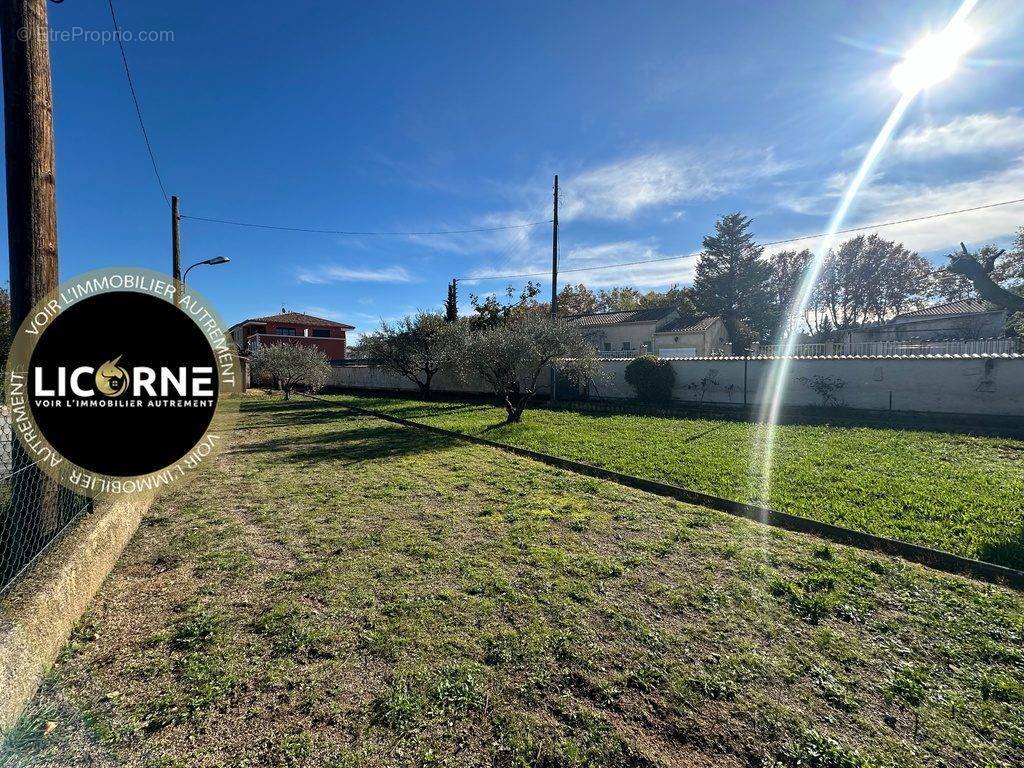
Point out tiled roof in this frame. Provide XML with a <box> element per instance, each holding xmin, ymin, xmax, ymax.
<box><xmin>896</xmin><ymin>299</ymin><xmax>999</xmax><ymax>320</ymax></box>
<box><xmin>569</xmin><ymin>306</ymin><xmax>677</xmax><ymax>328</ymax></box>
<box><xmin>233</xmin><ymin>311</ymin><xmax>355</xmax><ymax>330</ymax></box>
<box><xmin>656</xmin><ymin>315</ymin><xmax>720</xmax><ymax>333</ymax></box>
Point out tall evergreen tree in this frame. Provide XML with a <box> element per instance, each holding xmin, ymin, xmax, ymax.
<box><xmin>692</xmin><ymin>212</ymin><xmax>772</xmax><ymax>351</ymax></box>
<box><xmin>444</xmin><ymin>280</ymin><xmax>459</xmax><ymax>322</ymax></box>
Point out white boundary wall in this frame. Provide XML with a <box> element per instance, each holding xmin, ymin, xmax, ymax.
<box><xmin>328</xmin><ymin>356</ymin><xmax>1024</xmax><ymax>417</ymax></box>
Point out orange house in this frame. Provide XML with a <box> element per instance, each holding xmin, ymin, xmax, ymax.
<box><xmin>229</xmin><ymin>311</ymin><xmax>354</xmax><ymax>363</ymax></box>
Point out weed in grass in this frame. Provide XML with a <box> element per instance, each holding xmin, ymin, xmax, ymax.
<box><xmin>166</xmin><ymin>609</ymin><xmax>220</xmax><ymax>651</ymax></box>
<box><xmin>978</xmin><ymin>671</ymin><xmax>1023</xmax><ymax>703</ymax></box>
<box><xmin>886</xmin><ymin>666</ymin><xmax>930</xmax><ymax>740</ymax></box>
<box><xmin>253</xmin><ymin>601</ymin><xmax>332</xmax><ymax>657</ymax></box>
<box><xmin>0</xmin><ymin>706</ymin><xmax>60</xmax><ymax>759</ymax></box>
<box><xmin>431</xmin><ymin>663</ymin><xmax>483</xmax><ymax>716</ymax></box>
<box><xmin>772</xmin><ymin>729</ymin><xmax>883</xmax><ymax>768</ymax></box>
<box><xmin>371</xmin><ymin>674</ymin><xmax>424</xmax><ymax>733</ymax></box>
<box><xmin>272</xmin><ymin>731</ymin><xmax>313</xmax><ymax>767</ymax></box>
<box><xmin>809</xmin><ymin>665</ymin><xmax>856</xmax><ymax>711</ymax></box>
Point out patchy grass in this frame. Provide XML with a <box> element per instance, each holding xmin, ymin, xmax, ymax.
<box><xmin>6</xmin><ymin>396</ymin><xmax>1024</xmax><ymax>768</ymax></box>
<box><xmin>325</xmin><ymin>393</ymin><xmax>1024</xmax><ymax>569</ymax></box>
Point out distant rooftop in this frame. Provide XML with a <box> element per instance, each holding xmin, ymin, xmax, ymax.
<box><xmin>896</xmin><ymin>299</ymin><xmax>999</xmax><ymax>320</ymax></box>
<box><xmin>232</xmin><ymin>311</ymin><xmax>355</xmax><ymax>330</ymax></box>
<box><xmin>657</xmin><ymin>315</ymin><xmax>720</xmax><ymax>333</ymax></box>
<box><xmin>569</xmin><ymin>306</ymin><xmax>677</xmax><ymax>328</ymax></box>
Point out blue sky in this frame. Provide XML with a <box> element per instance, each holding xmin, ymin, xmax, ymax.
<box><xmin>3</xmin><ymin>0</ymin><xmax>1024</xmax><ymax>339</ymax></box>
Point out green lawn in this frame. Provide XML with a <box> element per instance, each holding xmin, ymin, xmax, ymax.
<box><xmin>325</xmin><ymin>393</ymin><xmax>1024</xmax><ymax>570</ymax></box>
<box><xmin>6</xmin><ymin>397</ymin><xmax>1023</xmax><ymax>767</ymax></box>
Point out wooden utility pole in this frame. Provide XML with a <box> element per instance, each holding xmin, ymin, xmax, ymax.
<box><xmin>1</xmin><ymin>0</ymin><xmax>60</xmax><ymax>565</ymax></box>
<box><xmin>549</xmin><ymin>174</ymin><xmax>559</xmax><ymax>401</ymax></box>
<box><xmin>2</xmin><ymin>0</ymin><xmax>59</xmax><ymax>325</ymax></box>
<box><xmin>171</xmin><ymin>194</ymin><xmax>181</xmax><ymax>281</ymax></box>
<box><xmin>551</xmin><ymin>175</ymin><xmax>559</xmax><ymax>317</ymax></box>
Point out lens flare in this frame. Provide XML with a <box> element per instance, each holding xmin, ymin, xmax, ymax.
<box><xmin>891</xmin><ymin>22</ymin><xmax>977</xmax><ymax>94</ymax></box>
<box><xmin>753</xmin><ymin>0</ymin><xmax>980</xmax><ymax>508</ymax></box>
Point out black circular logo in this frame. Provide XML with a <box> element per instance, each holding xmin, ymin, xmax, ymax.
<box><xmin>6</xmin><ymin>268</ymin><xmax>241</xmax><ymax>496</ymax></box>
<box><xmin>28</xmin><ymin>291</ymin><xmax>218</xmax><ymax>477</ymax></box>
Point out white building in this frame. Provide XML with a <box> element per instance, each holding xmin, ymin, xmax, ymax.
<box><xmin>571</xmin><ymin>307</ymin><xmax>730</xmax><ymax>357</ymax></box>
<box><xmin>848</xmin><ymin>299</ymin><xmax>1006</xmax><ymax>343</ymax></box>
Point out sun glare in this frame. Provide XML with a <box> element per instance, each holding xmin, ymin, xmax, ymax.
<box><xmin>890</xmin><ymin>21</ymin><xmax>977</xmax><ymax>94</ymax></box>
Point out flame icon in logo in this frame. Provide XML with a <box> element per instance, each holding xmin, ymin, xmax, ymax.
<box><xmin>94</xmin><ymin>355</ymin><xmax>129</xmax><ymax>397</ymax></box>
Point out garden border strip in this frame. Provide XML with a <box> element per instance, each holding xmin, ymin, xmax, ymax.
<box><xmin>0</xmin><ymin>493</ymin><xmax>154</xmax><ymax>733</ymax></box>
<box><xmin>301</xmin><ymin>394</ymin><xmax>1024</xmax><ymax>591</ymax></box>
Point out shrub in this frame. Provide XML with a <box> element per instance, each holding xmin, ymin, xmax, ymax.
<box><xmin>250</xmin><ymin>343</ymin><xmax>331</xmax><ymax>399</ymax></box>
<box><xmin>624</xmin><ymin>356</ymin><xmax>675</xmax><ymax>402</ymax></box>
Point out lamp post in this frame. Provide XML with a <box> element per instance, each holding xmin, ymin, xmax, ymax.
<box><xmin>182</xmin><ymin>255</ymin><xmax>230</xmax><ymax>282</ymax></box>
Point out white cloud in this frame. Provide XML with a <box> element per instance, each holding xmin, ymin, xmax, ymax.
<box><xmin>834</xmin><ymin>112</ymin><xmax>1024</xmax><ymax>168</ymax></box>
<box><xmin>561</xmin><ymin>148</ymin><xmax>786</xmax><ymax>222</ymax></box>
<box><xmin>295</xmin><ymin>265</ymin><xmax>415</xmax><ymax>284</ymax></box>
<box><xmin>464</xmin><ymin>239</ymin><xmax>697</xmax><ymax>290</ymax></box>
<box><xmin>560</xmin><ymin>241</ymin><xmax>697</xmax><ymax>288</ymax></box>
<box><xmin>887</xmin><ymin>111</ymin><xmax>1024</xmax><ymax>161</ymax></box>
<box><xmin>301</xmin><ymin>306</ymin><xmax>419</xmax><ymax>343</ymax></box>
<box><xmin>766</xmin><ymin>157</ymin><xmax>1024</xmax><ymax>256</ymax></box>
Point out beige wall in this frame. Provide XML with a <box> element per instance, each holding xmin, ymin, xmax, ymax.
<box><xmin>652</xmin><ymin>318</ymin><xmax>729</xmax><ymax>355</ymax></box>
<box><xmin>329</xmin><ymin>355</ymin><xmax>1024</xmax><ymax>417</ymax></box>
<box><xmin>590</xmin><ymin>356</ymin><xmax>1024</xmax><ymax>415</ymax></box>
<box><xmin>583</xmin><ymin>322</ymin><xmax>660</xmax><ymax>353</ymax></box>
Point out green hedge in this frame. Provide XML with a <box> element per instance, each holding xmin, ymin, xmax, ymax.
<box><xmin>624</xmin><ymin>355</ymin><xmax>676</xmax><ymax>402</ymax></box>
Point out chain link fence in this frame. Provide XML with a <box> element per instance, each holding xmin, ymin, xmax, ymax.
<box><xmin>0</xmin><ymin>410</ymin><xmax>92</xmax><ymax>598</ymax></box>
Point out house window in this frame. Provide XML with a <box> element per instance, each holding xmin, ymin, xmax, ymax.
<box><xmin>621</xmin><ymin>341</ymin><xmax>631</xmax><ymax>351</ymax></box>
<box><xmin>603</xmin><ymin>342</ymin><xmax>612</xmax><ymax>351</ymax></box>
<box><xmin>311</xmin><ymin>329</ymin><xmax>331</xmax><ymax>338</ymax></box>
<box><xmin>276</xmin><ymin>328</ymin><xmax>297</xmax><ymax>336</ymax></box>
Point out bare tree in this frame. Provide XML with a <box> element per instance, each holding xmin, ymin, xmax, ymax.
<box><xmin>457</xmin><ymin>314</ymin><xmax>599</xmax><ymax>423</ymax></box>
<box><xmin>251</xmin><ymin>343</ymin><xmax>331</xmax><ymax>400</ymax></box>
<box><xmin>358</xmin><ymin>312</ymin><xmax>462</xmax><ymax>397</ymax></box>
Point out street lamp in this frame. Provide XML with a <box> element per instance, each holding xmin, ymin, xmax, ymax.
<box><xmin>182</xmin><ymin>255</ymin><xmax>231</xmax><ymax>282</ymax></box>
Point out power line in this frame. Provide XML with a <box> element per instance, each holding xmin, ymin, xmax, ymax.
<box><xmin>179</xmin><ymin>214</ymin><xmax>552</xmax><ymax>236</ymax></box>
<box><xmin>107</xmin><ymin>0</ymin><xmax>169</xmax><ymax>207</ymax></box>
<box><xmin>459</xmin><ymin>196</ymin><xmax>1024</xmax><ymax>281</ymax></box>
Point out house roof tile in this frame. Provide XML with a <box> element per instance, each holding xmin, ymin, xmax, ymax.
<box><xmin>655</xmin><ymin>315</ymin><xmax>720</xmax><ymax>333</ymax></box>
<box><xmin>569</xmin><ymin>306</ymin><xmax>677</xmax><ymax>328</ymax></box>
<box><xmin>895</xmin><ymin>299</ymin><xmax>1000</xmax><ymax>320</ymax></box>
<box><xmin>232</xmin><ymin>311</ymin><xmax>355</xmax><ymax>330</ymax></box>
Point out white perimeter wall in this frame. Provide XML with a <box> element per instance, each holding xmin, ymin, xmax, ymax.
<box><xmin>328</xmin><ymin>356</ymin><xmax>1024</xmax><ymax>417</ymax></box>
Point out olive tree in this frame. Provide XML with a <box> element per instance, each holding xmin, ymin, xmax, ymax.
<box><xmin>358</xmin><ymin>312</ymin><xmax>462</xmax><ymax>397</ymax></box>
<box><xmin>250</xmin><ymin>343</ymin><xmax>331</xmax><ymax>399</ymax></box>
<box><xmin>458</xmin><ymin>313</ymin><xmax>599</xmax><ymax>423</ymax></box>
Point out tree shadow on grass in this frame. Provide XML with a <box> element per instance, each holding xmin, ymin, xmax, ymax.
<box><xmin>680</xmin><ymin>424</ymin><xmax>726</xmax><ymax>444</ymax></box>
<box><xmin>380</xmin><ymin>401</ymin><xmax>491</xmax><ymax>421</ymax></box>
<box><xmin>235</xmin><ymin>399</ymin><xmax>356</xmax><ymax>431</ymax></box>
<box><xmin>233</xmin><ymin>421</ymin><xmax>458</xmax><ymax>468</ymax></box>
